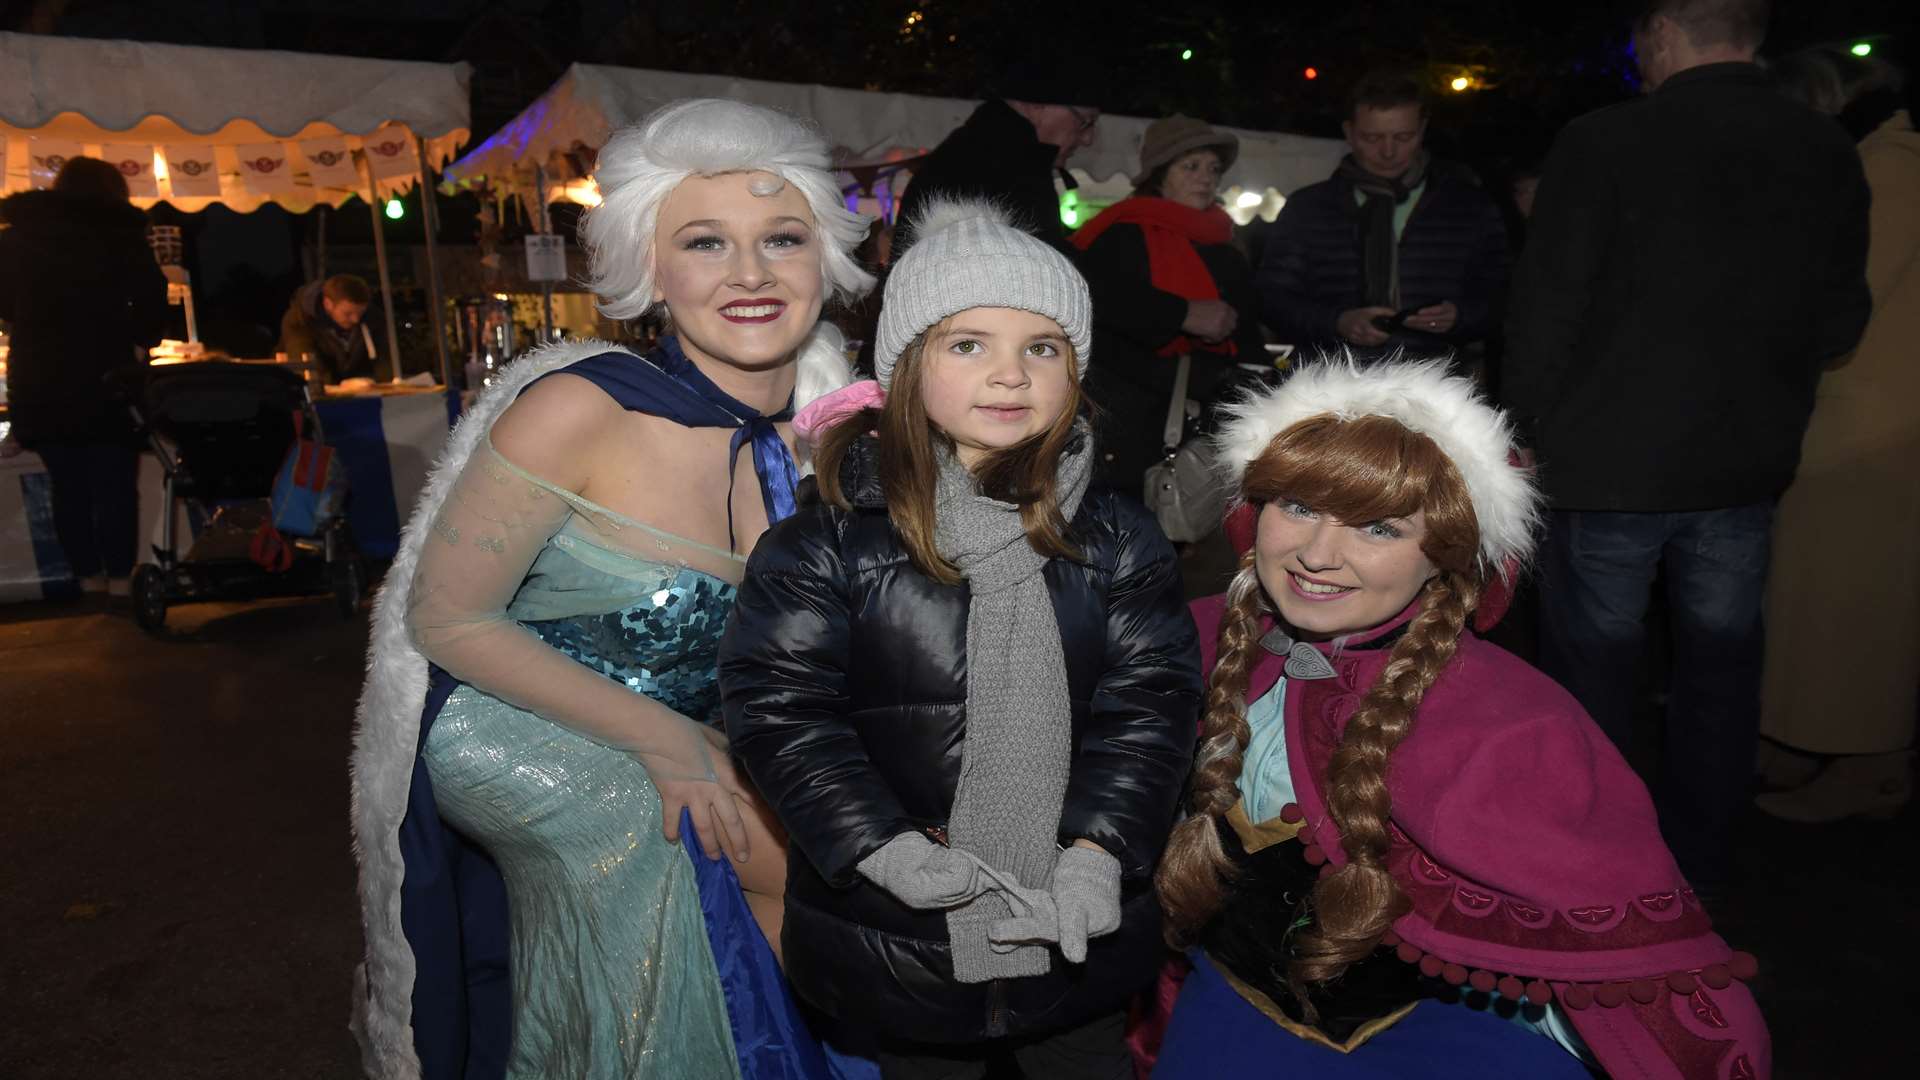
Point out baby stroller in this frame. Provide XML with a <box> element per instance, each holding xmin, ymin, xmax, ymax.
<box><xmin>119</xmin><ymin>362</ymin><xmax>364</xmax><ymax>634</ymax></box>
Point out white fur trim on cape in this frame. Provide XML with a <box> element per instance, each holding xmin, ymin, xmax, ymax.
<box><xmin>1209</xmin><ymin>357</ymin><xmax>1542</xmax><ymax>572</ymax></box>
<box><xmin>347</xmin><ymin>326</ymin><xmax>851</xmax><ymax>1078</ymax></box>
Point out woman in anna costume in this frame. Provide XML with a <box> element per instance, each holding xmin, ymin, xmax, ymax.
<box><xmin>1150</xmin><ymin>361</ymin><xmax>1770</xmax><ymax>1079</ymax></box>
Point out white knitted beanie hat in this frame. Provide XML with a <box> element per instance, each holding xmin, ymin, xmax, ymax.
<box><xmin>874</xmin><ymin>198</ymin><xmax>1092</xmax><ymax>389</ymax></box>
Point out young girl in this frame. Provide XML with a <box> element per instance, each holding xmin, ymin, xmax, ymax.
<box><xmin>351</xmin><ymin>99</ymin><xmax>874</xmax><ymax>1079</ymax></box>
<box><xmin>1151</xmin><ymin>361</ymin><xmax>1771</xmax><ymax>1079</ymax></box>
<box><xmin>719</xmin><ymin>201</ymin><xmax>1202</xmax><ymax>1078</ymax></box>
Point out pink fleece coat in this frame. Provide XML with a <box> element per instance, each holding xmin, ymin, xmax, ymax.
<box><xmin>1188</xmin><ymin>594</ymin><xmax>1771</xmax><ymax>1080</ymax></box>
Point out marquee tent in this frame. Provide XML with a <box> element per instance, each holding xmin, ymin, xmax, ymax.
<box><xmin>0</xmin><ymin>33</ymin><xmax>472</xmax><ymax>380</ymax></box>
<box><xmin>1</xmin><ymin>32</ymin><xmax>470</xmax><ymax>212</ymax></box>
<box><xmin>445</xmin><ymin>63</ymin><xmax>1345</xmax><ymax>223</ymax></box>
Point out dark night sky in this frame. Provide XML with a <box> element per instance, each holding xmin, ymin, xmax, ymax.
<box><xmin>6</xmin><ymin>0</ymin><xmax>1910</xmax><ymax>355</ymax></box>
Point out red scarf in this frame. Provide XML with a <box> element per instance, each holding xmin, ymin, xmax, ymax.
<box><xmin>1071</xmin><ymin>197</ymin><xmax>1237</xmax><ymax>357</ymax></box>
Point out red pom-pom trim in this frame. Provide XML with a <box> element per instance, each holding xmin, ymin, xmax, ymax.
<box><xmin>1395</xmin><ymin>942</ymin><xmax>1422</xmax><ymax>965</ymax></box>
<box><xmin>1302</xmin><ymin>844</ymin><xmax>1327</xmax><ymax>865</ymax></box>
<box><xmin>1525</xmin><ymin>979</ymin><xmax>1554</xmax><ymax>1005</ymax></box>
<box><xmin>1380</xmin><ymin>930</ymin><xmax>1401</xmax><ymax>947</ymax></box>
<box><xmin>1441</xmin><ymin>963</ymin><xmax>1469</xmax><ymax>986</ymax></box>
<box><xmin>1497</xmin><ymin>976</ymin><xmax>1525</xmax><ymax>1000</ymax></box>
<box><xmin>1419</xmin><ymin>955</ymin><xmax>1445</xmax><ymax>978</ymax></box>
<box><xmin>1629</xmin><ymin>980</ymin><xmax>1659</xmax><ymax>1004</ymax></box>
<box><xmin>1278</xmin><ymin>803</ymin><xmax>1304</xmax><ymax>824</ymax></box>
<box><xmin>1702</xmin><ymin>964</ymin><xmax>1732</xmax><ymax>990</ymax></box>
<box><xmin>1468</xmin><ymin>969</ymin><xmax>1497</xmax><ymax>993</ymax></box>
<box><xmin>1729</xmin><ymin>952</ymin><xmax>1758</xmax><ymax>980</ymax></box>
<box><xmin>1562</xmin><ymin>984</ymin><xmax>1592</xmax><ymax>1010</ymax></box>
<box><xmin>1596</xmin><ymin>983</ymin><xmax>1627</xmax><ymax>1008</ymax></box>
<box><xmin>1667</xmin><ymin>972</ymin><xmax>1699</xmax><ymax>995</ymax></box>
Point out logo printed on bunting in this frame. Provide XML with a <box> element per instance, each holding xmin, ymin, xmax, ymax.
<box><xmin>299</xmin><ymin>136</ymin><xmax>360</xmax><ymax>189</ymax></box>
<box><xmin>27</xmin><ymin>138</ymin><xmax>84</xmax><ymax>189</ymax></box>
<box><xmin>103</xmin><ymin>144</ymin><xmax>159</xmax><ymax>198</ymax></box>
<box><xmin>236</xmin><ymin>142</ymin><xmax>296</xmax><ymax>194</ymax></box>
<box><xmin>364</xmin><ymin>129</ymin><xmax>416</xmax><ymax>181</ymax></box>
<box><xmin>164</xmin><ymin>145</ymin><xmax>221</xmax><ymax>197</ymax></box>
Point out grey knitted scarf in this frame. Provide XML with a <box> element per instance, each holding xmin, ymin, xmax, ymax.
<box><xmin>934</xmin><ymin>426</ymin><xmax>1093</xmax><ymax>983</ymax></box>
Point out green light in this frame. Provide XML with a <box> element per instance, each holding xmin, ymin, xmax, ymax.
<box><xmin>1850</xmin><ymin>42</ymin><xmax>1872</xmax><ymax>57</ymax></box>
<box><xmin>1180</xmin><ymin>48</ymin><xmax>1194</xmax><ymax>61</ymax></box>
<box><xmin>384</xmin><ymin>197</ymin><xmax>404</xmax><ymax>220</ymax></box>
<box><xmin>1061</xmin><ymin>207</ymin><xmax>1079</xmax><ymax>227</ymax></box>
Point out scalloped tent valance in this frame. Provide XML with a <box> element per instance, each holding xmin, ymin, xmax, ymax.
<box><xmin>445</xmin><ymin>63</ymin><xmax>1343</xmax><ymax>210</ymax></box>
<box><xmin>0</xmin><ymin>32</ymin><xmax>471</xmax><ymax>212</ymax></box>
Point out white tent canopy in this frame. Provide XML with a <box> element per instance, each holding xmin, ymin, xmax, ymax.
<box><xmin>0</xmin><ymin>32</ymin><xmax>471</xmax><ymax>213</ymax></box>
<box><xmin>446</xmin><ymin>63</ymin><xmax>1345</xmax><ymax>217</ymax></box>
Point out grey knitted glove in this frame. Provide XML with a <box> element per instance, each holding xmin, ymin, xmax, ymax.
<box><xmin>989</xmin><ymin>845</ymin><xmax>1122</xmax><ymax>963</ymax></box>
<box><xmin>856</xmin><ymin>832</ymin><xmax>991</xmax><ymax>910</ymax></box>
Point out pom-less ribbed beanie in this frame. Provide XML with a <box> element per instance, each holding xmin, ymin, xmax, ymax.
<box><xmin>874</xmin><ymin>198</ymin><xmax>1092</xmax><ymax>389</ymax></box>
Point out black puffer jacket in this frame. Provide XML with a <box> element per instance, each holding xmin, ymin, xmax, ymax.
<box><xmin>0</xmin><ymin>190</ymin><xmax>168</xmax><ymax>446</ymax></box>
<box><xmin>1254</xmin><ymin>159</ymin><xmax>1508</xmax><ymax>357</ymax></box>
<box><xmin>719</xmin><ymin>439</ymin><xmax>1200</xmax><ymax>1044</ymax></box>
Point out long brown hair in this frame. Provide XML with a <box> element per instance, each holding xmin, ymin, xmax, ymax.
<box><xmin>813</xmin><ymin>322</ymin><xmax>1085</xmax><ymax>585</ymax></box>
<box><xmin>1156</xmin><ymin>414</ymin><xmax>1482</xmax><ymax>999</ymax></box>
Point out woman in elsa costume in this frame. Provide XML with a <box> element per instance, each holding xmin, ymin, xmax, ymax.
<box><xmin>349</xmin><ymin>98</ymin><xmax>878</xmax><ymax>1080</ymax></box>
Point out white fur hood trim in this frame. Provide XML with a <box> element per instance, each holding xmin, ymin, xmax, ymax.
<box><xmin>347</xmin><ymin>327</ymin><xmax>851</xmax><ymax>1078</ymax></box>
<box><xmin>1209</xmin><ymin>357</ymin><xmax>1542</xmax><ymax>571</ymax></box>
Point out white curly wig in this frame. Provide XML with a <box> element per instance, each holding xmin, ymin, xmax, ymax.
<box><xmin>1211</xmin><ymin>357</ymin><xmax>1544</xmax><ymax>573</ymax></box>
<box><xmin>581</xmin><ymin>98</ymin><xmax>876</xmax><ymax>321</ymax></box>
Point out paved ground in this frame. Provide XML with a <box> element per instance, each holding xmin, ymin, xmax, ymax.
<box><xmin>1</xmin><ymin>580</ymin><xmax>1912</xmax><ymax>1077</ymax></box>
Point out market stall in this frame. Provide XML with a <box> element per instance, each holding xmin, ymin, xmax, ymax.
<box><xmin>444</xmin><ymin>63</ymin><xmax>1347</xmax><ymax>229</ymax></box>
<box><xmin>0</xmin><ymin>33</ymin><xmax>472</xmax><ymax>600</ymax></box>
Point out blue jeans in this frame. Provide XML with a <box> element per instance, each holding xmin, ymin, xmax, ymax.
<box><xmin>1537</xmin><ymin>503</ymin><xmax>1774</xmax><ymax>890</ymax></box>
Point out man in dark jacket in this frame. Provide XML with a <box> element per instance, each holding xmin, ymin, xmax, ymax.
<box><xmin>278</xmin><ymin>273</ymin><xmax>385</xmax><ymax>383</ymax></box>
<box><xmin>0</xmin><ymin>158</ymin><xmax>169</xmax><ymax>595</ymax></box>
<box><xmin>1255</xmin><ymin>70</ymin><xmax>1509</xmax><ymax>360</ymax></box>
<box><xmin>1503</xmin><ymin>0</ymin><xmax>1871</xmax><ymax>894</ymax></box>
<box><xmin>892</xmin><ymin>62</ymin><xmax>1101</xmax><ymax>257</ymax></box>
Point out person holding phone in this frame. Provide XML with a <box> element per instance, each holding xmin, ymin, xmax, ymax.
<box><xmin>1255</xmin><ymin>70</ymin><xmax>1509</xmax><ymax>361</ymax></box>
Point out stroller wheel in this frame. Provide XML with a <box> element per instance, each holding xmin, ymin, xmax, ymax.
<box><xmin>330</xmin><ymin>555</ymin><xmax>366</xmax><ymax>618</ymax></box>
<box><xmin>131</xmin><ymin>564</ymin><xmax>168</xmax><ymax>634</ymax></box>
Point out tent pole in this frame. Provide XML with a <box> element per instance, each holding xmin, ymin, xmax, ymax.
<box><xmin>361</xmin><ymin>154</ymin><xmax>405</xmax><ymax>380</ymax></box>
<box><xmin>415</xmin><ymin>138</ymin><xmax>453</xmax><ymax>388</ymax></box>
<box><xmin>534</xmin><ymin>163</ymin><xmax>554</xmax><ymax>342</ymax></box>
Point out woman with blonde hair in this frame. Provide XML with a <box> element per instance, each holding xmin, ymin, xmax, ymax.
<box><xmin>1150</xmin><ymin>360</ymin><xmax>1769</xmax><ymax>1078</ymax></box>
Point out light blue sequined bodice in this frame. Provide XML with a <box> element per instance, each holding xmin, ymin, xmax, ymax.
<box><xmin>505</xmin><ymin>520</ymin><xmax>738</xmax><ymax>723</ymax></box>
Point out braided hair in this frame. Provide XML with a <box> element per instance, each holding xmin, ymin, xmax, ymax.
<box><xmin>1156</xmin><ymin>414</ymin><xmax>1485</xmax><ymax>997</ymax></box>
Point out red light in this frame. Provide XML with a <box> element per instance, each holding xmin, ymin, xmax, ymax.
<box><xmin>1304</xmin><ymin>67</ymin><xmax>1319</xmax><ymax>80</ymax></box>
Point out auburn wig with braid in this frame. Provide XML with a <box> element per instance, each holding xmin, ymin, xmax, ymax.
<box><xmin>1156</xmin><ymin>412</ymin><xmax>1487</xmax><ymax>997</ymax></box>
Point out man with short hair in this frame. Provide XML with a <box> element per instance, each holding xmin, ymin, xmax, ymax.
<box><xmin>892</xmin><ymin>61</ymin><xmax>1101</xmax><ymax>258</ymax></box>
<box><xmin>1255</xmin><ymin>69</ymin><xmax>1508</xmax><ymax>359</ymax></box>
<box><xmin>279</xmin><ymin>273</ymin><xmax>385</xmax><ymax>383</ymax></box>
<box><xmin>1503</xmin><ymin>0</ymin><xmax>1870</xmax><ymax>894</ymax></box>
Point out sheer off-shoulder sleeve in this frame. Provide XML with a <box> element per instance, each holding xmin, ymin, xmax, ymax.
<box><xmin>405</xmin><ymin>439</ymin><xmax>725</xmax><ymax>783</ymax></box>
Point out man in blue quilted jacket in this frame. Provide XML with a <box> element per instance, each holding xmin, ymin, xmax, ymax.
<box><xmin>1255</xmin><ymin>70</ymin><xmax>1509</xmax><ymax>361</ymax></box>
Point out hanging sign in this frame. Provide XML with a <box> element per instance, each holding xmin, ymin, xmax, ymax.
<box><xmin>102</xmin><ymin>144</ymin><xmax>159</xmax><ymax>198</ymax></box>
<box><xmin>363</xmin><ymin>129</ymin><xmax>416</xmax><ymax>181</ymax></box>
<box><xmin>525</xmin><ymin>234</ymin><xmax>567</xmax><ymax>282</ymax></box>
<box><xmin>299</xmin><ymin>137</ymin><xmax>360</xmax><ymax>189</ymax></box>
<box><xmin>163</xmin><ymin>145</ymin><xmax>221</xmax><ymax>197</ymax></box>
<box><xmin>236</xmin><ymin>142</ymin><xmax>295</xmax><ymax>194</ymax></box>
<box><xmin>28</xmin><ymin>138</ymin><xmax>84</xmax><ymax>189</ymax></box>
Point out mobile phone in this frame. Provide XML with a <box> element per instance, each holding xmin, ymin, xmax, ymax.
<box><xmin>1372</xmin><ymin>306</ymin><xmax>1434</xmax><ymax>335</ymax></box>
